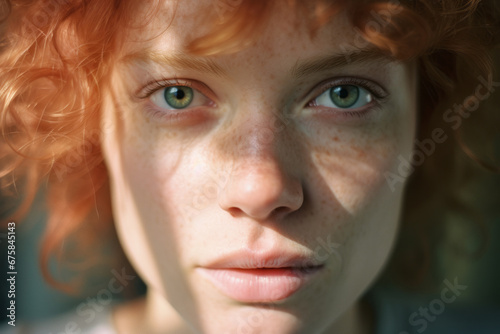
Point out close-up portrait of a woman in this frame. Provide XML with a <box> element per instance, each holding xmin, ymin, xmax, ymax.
<box><xmin>0</xmin><ymin>0</ymin><xmax>499</xmax><ymax>333</ymax></box>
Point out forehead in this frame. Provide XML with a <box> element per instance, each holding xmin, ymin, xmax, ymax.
<box><xmin>120</xmin><ymin>0</ymin><xmax>358</xmax><ymax>60</ymax></box>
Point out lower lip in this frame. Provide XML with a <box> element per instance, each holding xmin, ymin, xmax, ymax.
<box><xmin>196</xmin><ymin>266</ymin><xmax>323</xmax><ymax>303</ymax></box>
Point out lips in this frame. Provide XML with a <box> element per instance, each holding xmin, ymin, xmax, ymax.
<box><xmin>196</xmin><ymin>249</ymin><xmax>324</xmax><ymax>303</ymax></box>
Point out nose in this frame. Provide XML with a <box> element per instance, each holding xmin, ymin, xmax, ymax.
<box><xmin>218</xmin><ymin>127</ymin><xmax>304</xmax><ymax>221</ymax></box>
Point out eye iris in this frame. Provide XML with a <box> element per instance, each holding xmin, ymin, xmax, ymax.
<box><xmin>164</xmin><ymin>86</ymin><xmax>194</xmax><ymax>109</ymax></box>
<box><xmin>330</xmin><ymin>85</ymin><xmax>359</xmax><ymax>108</ymax></box>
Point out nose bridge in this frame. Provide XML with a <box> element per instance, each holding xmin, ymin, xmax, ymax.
<box><xmin>226</xmin><ymin>104</ymin><xmax>288</xmax><ymax>168</ymax></box>
<box><xmin>216</xmin><ymin>104</ymin><xmax>303</xmax><ymax>221</ymax></box>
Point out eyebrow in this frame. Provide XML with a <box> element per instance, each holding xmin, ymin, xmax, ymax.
<box><xmin>122</xmin><ymin>48</ymin><xmax>392</xmax><ymax>79</ymax></box>
<box><xmin>290</xmin><ymin>49</ymin><xmax>393</xmax><ymax>79</ymax></box>
<box><xmin>121</xmin><ymin>51</ymin><xmax>228</xmax><ymax>78</ymax></box>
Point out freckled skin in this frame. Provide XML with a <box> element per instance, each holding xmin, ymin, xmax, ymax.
<box><xmin>101</xmin><ymin>1</ymin><xmax>417</xmax><ymax>334</ymax></box>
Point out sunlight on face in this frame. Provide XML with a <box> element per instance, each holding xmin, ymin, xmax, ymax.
<box><xmin>101</xmin><ymin>1</ymin><xmax>417</xmax><ymax>333</ymax></box>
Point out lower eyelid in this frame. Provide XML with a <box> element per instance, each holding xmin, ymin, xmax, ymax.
<box><xmin>311</xmin><ymin>102</ymin><xmax>384</xmax><ymax>124</ymax></box>
<box><xmin>144</xmin><ymin>102</ymin><xmax>216</xmax><ymax>125</ymax></box>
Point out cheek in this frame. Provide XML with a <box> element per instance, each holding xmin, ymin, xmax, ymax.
<box><xmin>304</xmin><ymin>116</ymin><xmax>415</xmax><ymax>300</ymax></box>
<box><xmin>308</xmin><ymin>123</ymin><xmax>412</xmax><ymax>215</ymax></box>
<box><xmin>121</xmin><ymin>145</ymin><xmax>209</xmax><ymax>235</ymax></box>
<box><xmin>117</xmin><ymin>116</ymin><xmax>221</xmax><ymax>262</ymax></box>
<box><xmin>120</xmin><ymin>135</ymin><xmax>185</xmax><ymax>236</ymax></box>
<box><xmin>108</xmin><ymin>119</ymin><xmax>212</xmax><ymax>311</ymax></box>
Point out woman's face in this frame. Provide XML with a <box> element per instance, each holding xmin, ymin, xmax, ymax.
<box><xmin>101</xmin><ymin>1</ymin><xmax>417</xmax><ymax>333</ymax></box>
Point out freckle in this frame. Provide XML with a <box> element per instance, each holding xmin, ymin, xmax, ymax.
<box><xmin>333</xmin><ymin>136</ymin><xmax>339</xmax><ymax>142</ymax></box>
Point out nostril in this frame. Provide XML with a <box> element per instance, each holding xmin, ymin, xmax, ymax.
<box><xmin>226</xmin><ymin>207</ymin><xmax>243</xmax><ymax>217</ymax></box>
<box><xmin>225</xmin><ymin>206</ymin><xmax>293</xmax><ymax>220</ymax></box>
<box><xmin>271</xmin><ymin>206</ymin><xmax>291</xmax><ymax>218</ymax></box>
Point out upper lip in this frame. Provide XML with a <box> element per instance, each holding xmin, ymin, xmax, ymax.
<box><xmin>200</xmin><ymin>248</ymin><xmax>324</xmax><ymax>269</ymax></box>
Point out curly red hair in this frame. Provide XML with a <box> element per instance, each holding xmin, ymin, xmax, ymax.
<box><xmin>1</xmin><ymin>0</ymin><xmax>499</xmax><ymax>291</ymax></box>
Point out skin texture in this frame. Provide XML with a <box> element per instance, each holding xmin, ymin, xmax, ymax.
<box><xmin>101</xmin><ymin>1</ymin><xmax>418</xmax><ymax>333</ymax></box>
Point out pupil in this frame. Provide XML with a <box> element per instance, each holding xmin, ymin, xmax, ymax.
<box><xmin>174</xmin><ymin>89</ymin><xmax>185</xmax><ymax>100</ymax></box>
<box><xmin>338</xmin><ymin>88</ymin><xmax>349</xmax><ymax>99</ymax></box>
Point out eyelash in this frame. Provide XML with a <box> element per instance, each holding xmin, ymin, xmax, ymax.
<box><xmin>139</xmin><ymin>78</ymin><xmax>198</xmax><ymax>99</ymax></box>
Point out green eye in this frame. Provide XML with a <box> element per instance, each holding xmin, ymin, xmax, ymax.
<box><xmin>330</xmin><ymin>85</ymin><xmax>359</xmax><ymax>108</ymax></box>
<box><xmin>164</xmin><ymin>86</ymin><xmax>194</xmax><ymax>109</ymax></box>
<box><xmin>313</xmin><ymin>83</ymin><xmax>373</xmax><ymax>110</ymax></box>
